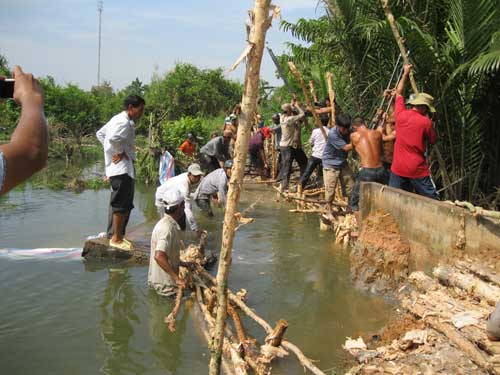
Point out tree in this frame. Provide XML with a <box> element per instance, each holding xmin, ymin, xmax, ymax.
<box><xmin>280</xmin><ymin>0</ymin><xmax>500</xmax><ymax>207</ymax></box>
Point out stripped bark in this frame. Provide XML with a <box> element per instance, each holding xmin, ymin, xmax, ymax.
<box><xmin>309</xmin><ymin>80</ymin><xmax>318</xmax><ymax>103</ymax></box>
<box><xmin>199</xmin><ymin>269</ymin><xmax>327</xmax><ymax>375</ymax></box>
<box><xmin>433</xmin><ymin>265</ymin><xmax>500</xmax><ymax>306</ymax></box>
<box><xmin>165</xmin><ymin>286</ymin><xmax>185</xmax><ymax>332</ymax></box>
<box><xmin>381</xmin><ymin>0</ymin><xmax>419</xmax><ymax>94</ymax></box>
<box><xmin>288</xmin><ymin>61</ymin><xmax>328</xmax><ymax>140</ymax></box>
<box><xmin>326</xmin><ymin>72</ymin><xmax>336</xmax><ymax>126</ymax></box>
<box><xmin>209</xmin><ymin>2</ymin><xmax>274</xmax><ymax>374</ymax></box>
<box><xmin>456</xmin><ymin>260</ymin><xmax>500</xmax><ymax>288</ymax></box>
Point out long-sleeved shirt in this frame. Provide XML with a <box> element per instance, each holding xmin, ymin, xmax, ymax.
<box><xmin>309</xmin><ymin>127</ymin><xmax>329</xmax><ymax>159</ymax></box>
<box><xmin>155</xmin><ymin>172</ymin><xmax>198</xmax><ymax>231</ymax></box>
<box><xmin>194</xmin><ymin>168</ymin><xmax>228</xmax><ymax>206</ymax></box>
<box><xmin>96</xmin><ymin>111</ymin><xmax>136</xmax><ymax>178</ymax></box>
<box><xmin>199</xmin><ymin>136</ymin><xmax>230</xmax><ymax>162</ymax></box>
<box><xmin>279</xmin><ymin>107</ymin><xmax>305</xmax><ymax>148</ymax></box>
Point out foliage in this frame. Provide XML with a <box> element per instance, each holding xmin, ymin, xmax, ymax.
<box><xmin>279</xmin><ymin>0</ymin><xmax>500</xmax><ymax>208</ymax></box>
<box><xmin>145</xmin><ymin>63</ymin><xmax>242</xmax><ymax>121</ymax></box>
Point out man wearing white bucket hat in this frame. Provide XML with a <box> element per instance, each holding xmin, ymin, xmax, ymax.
<box><xmin>148</xmin><ymin>188</ymin><xmax>186</xmax><ymax>297</ymax></box>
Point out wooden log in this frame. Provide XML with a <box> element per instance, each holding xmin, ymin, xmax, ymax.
<box><xmin>380</xmin><ymin>0</ymin><xmax>419</xmax><ymax>94</ymax></box>
<box><xmin>326</xmin><ymin>72</ymin><xmax>336</xmax><ymax>127</ymax></box>
<box><xmin>309</xmin><ymin>80</ymin><xmax>318</xmax><ymax>103</ymax></box>
<box><xmin>433</xmin><ymin>265</ymin><xmax>500</xmax><ymax>306</ymax></box>
<box><xmin>165</xmin><ymin>286</ymin><xmax>185</xmax><ymax>332</ymax></box>
<box><xmin>402</xmin><ymin>297</ymin><xmax>495</xmax><ymax>374</ymax></box>
<box><xmin>288</xmin><ymin>61</ymin><xmax>328</xmax><ymax>140</ymax></box>
<box><xmin>266</xmin><ymin>319</ymin><xmax>288</xmax><ymax>347</ymax></box>
<box><xmin>196</xmin><ymin>286</ymin><xmax>249</xmax><ymax>375</ymax></box>
<box><xmin>210</xmin><ymin>3</ymin><xmax>274</xmax><ymax>373</ymax></box>
<box><xmin>456</xmin><ymin>260</ymin><xmax>500</xmax><ymax>288</ymax></box>
<box><xmin>190</xmin><ymin>295</ymin><xmax>234</xmax><ymax>375</ymax></box>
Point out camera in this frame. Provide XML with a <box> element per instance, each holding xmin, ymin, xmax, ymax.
<box><xmin>0</xmin><ymin>79</ymin><xmax>15</xmax><ymax>99</ymax></box>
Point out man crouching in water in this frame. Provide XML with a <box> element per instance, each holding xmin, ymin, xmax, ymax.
<box><xmin>350</xmin><ymin>116</ymin><xmax>388</xmax><ymax>224</ymax></box>
<box><xmin>148</xmin><ymin>189</ymin><xmax>190</xmax><ymax>297</ymax></box>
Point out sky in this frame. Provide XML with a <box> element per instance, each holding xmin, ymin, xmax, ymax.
<box><xmin>0</xmin><ymin>0</ymin><xmax>326</xmax><ymax>91</ymax></box>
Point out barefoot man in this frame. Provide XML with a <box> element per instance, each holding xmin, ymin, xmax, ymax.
<box><xmin>350</xmin><ymin>116</ymin><xmax>388</xmax><ymax>224</ymax></box>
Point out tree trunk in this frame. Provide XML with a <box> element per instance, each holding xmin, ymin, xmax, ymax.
<box><xmin>288</xmin><ymin>61</ymin><xmax>328</xmax><ymax>140</ymax></box>
<box><xmin>381</xmin><ymin>0</ymin><xmax>419</xmax><ymax>94</ymax></box>
<box><xmin>209</xmin><ymin>2</ymin><xmax>273</xmax><ymax>374</ymax></box>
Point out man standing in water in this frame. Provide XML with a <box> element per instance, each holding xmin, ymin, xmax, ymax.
<box><xmin>96</xmin><ymin>95</ymin><xmax>145</xmax><ymax>251</ymax></box>
<box><xmin>350</xmin><ymin>116</ymin><xmax>387</xmax><ymax>223</ymax></box>
<box><xmin>148</xmin><ymin>188</ymin><xmax>186</xmax><ymax>296</ymax></box>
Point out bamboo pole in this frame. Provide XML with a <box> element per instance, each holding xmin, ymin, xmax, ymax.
<box><xmin>326</xmin><ymin>72</ymin><xmax>336</xmax><ymax>127</ymax></box>
<box><xmin>288</xmin><ymin>61</ymin><xmax>328</xmax><ymax>140</ymax></box>
<box><xmin>209</xmin><ymin>2</ymin><xmax>274</xmax><ymax>374</ymax></box>
<box><xmin>381</xmin><ymin>0</ymin><xmax>419</xmax><ymax>94</ymax></box>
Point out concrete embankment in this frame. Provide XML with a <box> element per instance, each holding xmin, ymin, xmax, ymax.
<box><xmin>346</xmin><ymin>182</ymin><xmax>500</xmax><ymax>374</ymax></box>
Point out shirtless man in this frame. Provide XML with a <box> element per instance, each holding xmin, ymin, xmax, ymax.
<box><xmin>350</xmin><ymin>116</ymin><xmax>388</xmax><ymax>222</ymax></box>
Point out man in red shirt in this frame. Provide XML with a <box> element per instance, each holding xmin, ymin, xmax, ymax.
<box><xmin>389</xmin><ymin>64</ymin><xmax>439</xmax><ymax>200</ymax></box>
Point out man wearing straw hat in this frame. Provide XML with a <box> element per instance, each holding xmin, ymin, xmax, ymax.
<box><xmin>389</xmin><ymin>64</ymin><xmax>439</xmax><ymax>200</ymax></box>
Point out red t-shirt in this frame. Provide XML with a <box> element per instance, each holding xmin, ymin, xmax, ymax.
<box><xmin>179</xmin><ymin>140</ymin><xmax>196</xmax><ymax>156</ymax></box>
<box><xmin>391</xmin><ymin>95</ymin><xmax>436</xmax><ymax>178</ymax></box>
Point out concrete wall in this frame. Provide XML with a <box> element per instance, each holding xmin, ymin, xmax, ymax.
<box><xmin>360</xmin><ymin>183</ymin><xmax>500</xmax><ymax>259</ymax></box>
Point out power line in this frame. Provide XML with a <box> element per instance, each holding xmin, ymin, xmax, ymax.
<box><xmin>97</xmin><ymin>1</ymin><xmax>103</xmax><ymax>86</ymax></box>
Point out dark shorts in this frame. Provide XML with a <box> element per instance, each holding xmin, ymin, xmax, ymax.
<box><xmin>350</xmin><ymin>167</ymin><xmax>388</xmax><ymax>211</ymax></box>
<box><xmin>109</xmin><ymin>174</ymin><xmax>135</xmax><ymax>213</ymax></box>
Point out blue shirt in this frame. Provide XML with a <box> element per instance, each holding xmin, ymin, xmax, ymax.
<box><xmin>322</xmin><ymin>127</ymin><xmax>350</xmax><ymax>169</ymax></box>
<box><xmin>0</xmin><ymin>152</ymin><xmax>5</xmax><ymax>193</ymax></box>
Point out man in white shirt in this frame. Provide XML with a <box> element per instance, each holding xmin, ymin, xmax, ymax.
<box><xmin>149</xmin><ymin>188</ymin><xmax>187</xmax><ymax>297</ymax></box>
<box><xmin>155</xmin><ymin>163</ymin><xmax>204</xmax><ymax>237</ymax></box>
<box><xmin>300</xmin><ymin>116</ymin><xmax>330</xmax><ymax>189</ymax></box>
<box><xmin>96</xmin><ymin>95</ymin><xmax>145</xmax><ymax>251</ymax></box>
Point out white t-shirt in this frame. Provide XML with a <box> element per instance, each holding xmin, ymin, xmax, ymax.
<box><xmin>148</xmin><ymin>215</ymin><xmax>181</xmax><ymax>296</ymax></box>
<box><xmin>310</xmin><ymin>127</ymin><xmax>329</xmax><ymax>159</ymax></box>
<box><xmin>96</xmin><ymin>111</ymin><xmax>136</xmax><ymax>178</ymax></box>
<box><xmin>155</xmin><ymin>172</ymin><xmax>198</xmax><ymax>231</ymax></box>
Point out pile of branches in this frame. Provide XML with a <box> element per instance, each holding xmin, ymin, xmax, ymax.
<box><xmin>165</xmin><ymin>232</ymin><xmax>326</xmax><ymax>375</ymax></box>
<box><xmin>345</xmin><ymin>256</ymin><xmax>500</xmax><ymax>374</ymax></box>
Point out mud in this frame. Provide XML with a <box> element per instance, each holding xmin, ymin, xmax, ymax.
<box><xmin>350</xmin><ymin>209</ymin><xmax>410</xmax><ymax>294</ymax></box>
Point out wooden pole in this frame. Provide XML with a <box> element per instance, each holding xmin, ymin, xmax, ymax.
<box><xmin>209</xmin><ymin>2</ymin><xmax>273</xmax><ymax>374</ymax></box>
<box><xmin>326</xmin><ymin>72</ymin><xmax>336</xmax><ymax>127</ymax></box>
<box><xmin>288</xmin><ymin>61</ymin><xmax>328</xmax><ymax>140</ymax></box>
<box><xmin>381</xmin><ymin>0</ymin><xmax>419</xmax><ymax>94</ymax></box>
<box><xmin>271</xmin><ymin>133</ymin><xmax>277</xmax><ymax>179</ymax></box>
<box><xmin>309</xmin><ymin>80</ymin><xmax>318</xmax><ymax>103</ymax></box>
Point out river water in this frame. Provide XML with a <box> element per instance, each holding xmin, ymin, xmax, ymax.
<box><xmin>0</xmin><ymin>164</ymin><xmax>392</xmax><ymax>375</ymax></box>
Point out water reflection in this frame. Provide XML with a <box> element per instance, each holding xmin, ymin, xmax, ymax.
<box><xmin>99</xmin><ymin>268</ymin><xmax>145</xmax><ymax>375</ymax></box>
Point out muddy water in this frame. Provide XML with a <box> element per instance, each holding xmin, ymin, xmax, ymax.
<box><xmin>0</xmin><ymin>173</ymin><xmax>392</xmax><ymax>374</ymax></box>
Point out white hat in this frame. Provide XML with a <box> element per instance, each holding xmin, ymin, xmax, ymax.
<box><xmin>160</xmin><ymin>188</ymin><xmax>184</xmax><ymax>209</ymax></box>
<box><xmin>187</xmin><ymin>163</ymin><xmax>204</xmax><ymax>176</ymax></box>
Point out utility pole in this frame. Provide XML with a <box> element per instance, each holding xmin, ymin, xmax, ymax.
<box><xmin>97</xmin><ymin>0</ymin><xmax>103</xmax><ymax>87</ymax></box>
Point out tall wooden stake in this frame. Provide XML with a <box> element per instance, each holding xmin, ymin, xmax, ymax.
<box><xmin>326</xmin><ymin>72</ymin><xmax>336</xmax><ymax>127</ymax></box>
<box><xmin>308</xmin><ymin>80</ymin><xmax>318</xmax><ymax>103</ymax></box>
<box><xmin>209</xmin><ymin>1</ymin><xmax>274</xmax><ymax>374</ymax></box>
<box><xmin>381</xmin><ymin>0</ymin><xmax>419</xmax><ymax>94</ymax></box>
<box><xmin>288</xmin><ymin>61</ymin><xmax>328</xmax><ymax>140</ymax></box>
